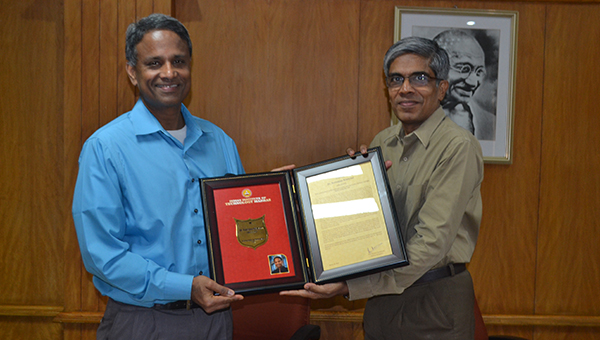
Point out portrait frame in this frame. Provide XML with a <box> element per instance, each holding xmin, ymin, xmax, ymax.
<box><xmin>394</xmin><ymin>6</ymin><xmax>518</xmax><ymax>164</ymax></box>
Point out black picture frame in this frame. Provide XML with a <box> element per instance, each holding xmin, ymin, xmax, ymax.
<box><xmin>293</xmin><ymin>147</ymin><xmax>409</xmax><ymax>284</ymax></box>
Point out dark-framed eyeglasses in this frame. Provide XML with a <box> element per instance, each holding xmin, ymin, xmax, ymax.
<box><xmin>386</xmin><ymin>73</ymin><xmax>438</xmax><ymax>89</ymax></box>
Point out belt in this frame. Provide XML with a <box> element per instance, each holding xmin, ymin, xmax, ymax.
<box><xmin>413</xmin><ymin>263</ymin><xmax>467</xmax><ymax>286</ymax></box>
<box><xmin>153</xmin><ymin>300</ymin><xmax>201</xmax><ymax>310</ymax></box>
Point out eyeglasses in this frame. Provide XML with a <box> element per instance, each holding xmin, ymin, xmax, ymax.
<box><xmin>386</xmin><ymin>73</ymin><xmax>438</xmax><ymax>89</ymax></box>
<box><xmin>450</xmin><ymin>63</ymin><xmax>486</xmax><ymax>78</ymax></box>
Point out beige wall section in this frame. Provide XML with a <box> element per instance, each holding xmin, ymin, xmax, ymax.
<box><xmin>1</xmin><ymin>0</ymin><xmax>599</xmax><ymax>339</ymax></box>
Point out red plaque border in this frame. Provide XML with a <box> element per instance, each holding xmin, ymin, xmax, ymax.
<box><xmin>201</xmin><ymin>172</ymin><xmax>308</xmax><ymax>295</ymax></box>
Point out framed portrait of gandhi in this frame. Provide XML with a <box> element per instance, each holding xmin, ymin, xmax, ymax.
<box><xmin>394</xmin><ymin>7</ymin><xmax>518</xmax><ymax>164</ymax></box>
<box><xmin>200</xmin><ymin>147</ymin><xmax>409</xmax><ymax>295</ymax></box>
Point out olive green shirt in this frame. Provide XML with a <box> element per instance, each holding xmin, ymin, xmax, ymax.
<box><xmin>346</xmin><ymin>107</ymin><xmax>483</xmax><ymax>300</ymax></box>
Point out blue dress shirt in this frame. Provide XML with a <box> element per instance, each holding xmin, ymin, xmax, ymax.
<box><xmin>72</xmin><ymin>100</ymin><xmax>244</xmax><ymax>307</ymax></box>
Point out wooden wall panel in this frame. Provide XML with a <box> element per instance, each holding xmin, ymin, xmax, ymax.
<box><xmin>154</xmin><ymin>0</ymin><xmax>174</xmax><ymax>16</ymax></box>
<box><xmin>99</xmin><ymin>1</ymin><xmax>119</xmax><ymax>128</ymax></box>
<box><xmin>63</xmin><ymin>1</ymin><xmax>84</xmax><ymax>340</ymax></box>
<box><xmin>534</xmin><ymin>327</ymin><xmax>600</xmax><ymax>340</ymax></box>
<box><xmin>117</xmin><ymin>0</ymin><xmax>138</xmax><ymax>115</ymax></box>
<box><xmin>177</xmin><ymin>0</ymin><xmax>361</xmax><ymax>173</ymax></box>
<box><xmin>0</xmin><ymin>0</ymin><xmax>65</xmax><ymax>338</ymax></box>
<box><xmin>0</xmin><ymin>317</ymin><xmax>62</xmax><ymax>339</ymax></box>
<box><xmin>538</xmin><ymin>2</ymin><xmax>600</xmax><ymax>317</ymax></box>
<box><xmin>0</xmin><ymin>0</ymin><xmax>64</xmax><ymax>305</ymax></box>
<box><xmin>1</xmin><ymin>0</ymin><xmax>600</xmax><ymax>339</ymax></box>
<box><xmin>136</xmin><ymin>0</ymin><xmax>154</xmax><ymax>19</ymax></box>
<box><xmin>313</xmin><ymin>320</ymin><xmax>364</xmax><ymax>340</ymax></box>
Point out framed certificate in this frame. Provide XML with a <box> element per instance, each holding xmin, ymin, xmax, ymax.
<box><xmin>294</xmin><ymin>147</ymin><xmax>408</xmax><ymax>284</ymax></box>
<box><xmin>200</xmin><ymin>147</ymin><xmax>408</xmax><ymax>295</ymax></box>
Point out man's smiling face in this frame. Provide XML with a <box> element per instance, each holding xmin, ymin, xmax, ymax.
<box><xmin>126</xmin><ymin>29</ymin><xmax>191</xmax><ymax>116</ymax></box>
<box><xmin>387</xmin><ymin>53</ymin><xmax>448</xmax><ymax>134</ymax></box>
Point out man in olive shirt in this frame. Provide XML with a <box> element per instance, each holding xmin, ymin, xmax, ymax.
<box><xmin>281</xmin><ymin>36</ymin><xmax>483</xmax><ymax>339</ymax></box>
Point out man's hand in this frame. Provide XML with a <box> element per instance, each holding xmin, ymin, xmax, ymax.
<box><xmin>279</xmin><ymin>282</ymin><xmax>349</xmax><ymax>300</ymax></box>
<box><xmin>347</xmin><ymin>145</ymin><xmax>392</xmax><ymax>170</ymax></box>
<box><xmin>346</xmin><ymin>145</ymin><xmax>369</xmax><ymax>158</ymax></box>
<box><xmin>271</xmin><ymin>164</ymin><xmax>296</xmax><ymax>172</ymax></box>
<box><xmin>191</xmin><ymin>275</ymin><xmax>244</xmax><ymax>314</ymax></box>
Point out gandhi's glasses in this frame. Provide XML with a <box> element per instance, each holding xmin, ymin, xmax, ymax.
<box><xmin>386</xmin><ymin>73</ymin><xmax>437</xmax><ymax>89</ymax></box>
<box><xmin>450</xmin><ymin>63</ymin><xmax>486</xmax><ymax>78</ymax></box>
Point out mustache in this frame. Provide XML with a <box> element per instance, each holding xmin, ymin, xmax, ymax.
<box><xmin>449</xmin><ymin>82</ymin><xmax>479</xmax><ymax>92</ymax></box>
<box><xmin>390</xmin><ymin>89</ymin><xmax>420</xmax><ymax>102</ymax></box>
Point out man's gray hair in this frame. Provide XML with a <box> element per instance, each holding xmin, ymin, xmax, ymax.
<box><xmin>383</xmin><ymin>36</ymin><xmax>450</xmax><ymax>80</ymax></box>
<box><xmin>126</xmin><ymin>13</ymin><xmax>192</xmax><ymax>66</ymax></box>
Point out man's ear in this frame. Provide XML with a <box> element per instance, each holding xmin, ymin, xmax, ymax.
<box><xmin>125</xmin><ymin>63</ymin><xmax>138</xmax><ymax>87</ymax></box>
<box><xmin>437</xmin><ymin>79</ymin><xmax>449</xmax><ymax>101</ymax></box>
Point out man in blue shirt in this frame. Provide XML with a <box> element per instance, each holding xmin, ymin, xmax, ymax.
<box><xmin>72</xmin><ymin>13</ymin><xmax>244</xmax><ymax>340</ymax></box>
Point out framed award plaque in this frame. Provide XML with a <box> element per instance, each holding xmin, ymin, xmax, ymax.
<box><xmin>200</xmin><ymin>147</ymin><xmax>408</xmax><ymax>295</ymax></box>
<box><xmin>201</xmin><ymin>171</ymin><xmax>309</xmax><ymax>294</ymax></box>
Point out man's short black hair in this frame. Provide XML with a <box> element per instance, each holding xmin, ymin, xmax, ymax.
<box><xmin>125</xmin><ymin>13</ymin><xmax>192</xmax><ymax>66</ymax></box>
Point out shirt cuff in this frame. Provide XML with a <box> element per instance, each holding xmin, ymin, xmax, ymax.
<box><xmin>346</xmin><ymin>269</ymin><xmax>410</xmax><ymax>301</ymax></box>
<box><xmin>163</xmin><ymin>271</ymin><xmax>195</xmax><ymax>301</ymax></box>
<box><xmin>346</xmin><ymin>275</ymin><xmax>374</xmax><ymax>301</ymax></box>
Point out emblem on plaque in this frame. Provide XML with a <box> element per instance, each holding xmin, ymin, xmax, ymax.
<box><xmin>235</xmin><ymin>215</ymin><xmax>268</xmax><ymax>249</ymax></box>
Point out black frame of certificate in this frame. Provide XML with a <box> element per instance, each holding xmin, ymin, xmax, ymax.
<box><xmin>293</xmin><ymin>147</ymin><xmax>408</xmax><ymax>284</ymax></box>
<box><xmin>200</xmin><ymin>147</ymin><xmax>408</xmax><ymax>295</ymax></box>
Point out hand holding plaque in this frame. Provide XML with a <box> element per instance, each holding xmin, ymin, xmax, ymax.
<box><xmin>200</xmin><ymin>147</ymin><xmax>408</xmax><ymax>295</ymax></box>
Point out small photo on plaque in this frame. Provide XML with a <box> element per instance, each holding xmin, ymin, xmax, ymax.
<box><xmin>200</xmin><ymin>147</ymin><xmax>408</xmax><ymax>295</ymax></box>
<box><xmin>269</xmin><ymin>254</ymin><xmax>290</xmax><ymax>275</ymax></box>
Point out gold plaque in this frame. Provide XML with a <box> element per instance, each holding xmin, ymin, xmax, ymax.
<box><xmin>235</xmin><ymin>216</ymin><xmax>268</xmax><ymax>249</ymax></box>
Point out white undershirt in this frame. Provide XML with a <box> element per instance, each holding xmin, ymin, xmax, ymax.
<box><xmin>167</xmin><ymin>125</ymin><xmax>187</xmax><ymax>145</ymax></box>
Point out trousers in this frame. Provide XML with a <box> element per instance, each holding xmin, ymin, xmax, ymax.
<box><xmin>363</xmin><ymin>269</ymin><xmax>475</xmax><ymax>340</ymax></box>
<box><xmin>96</xmin><ymin>298</ymin><xmax>233</xmax><ymax>340</ymax></box>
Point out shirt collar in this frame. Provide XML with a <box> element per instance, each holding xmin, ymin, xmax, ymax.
<box><xmin>129</xmin><ymin>99</ymin><xmax>207</xmax><ymax>138</ymax></box>
<box><xmin>381</xmin><ymin>106</ymin><xmax>446</xmax><ymax>149</ymax></box>
<box><xmin>409</xmin><ymin>106</ymin><xmax>446</xmax><ymax>148</ymax></box>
